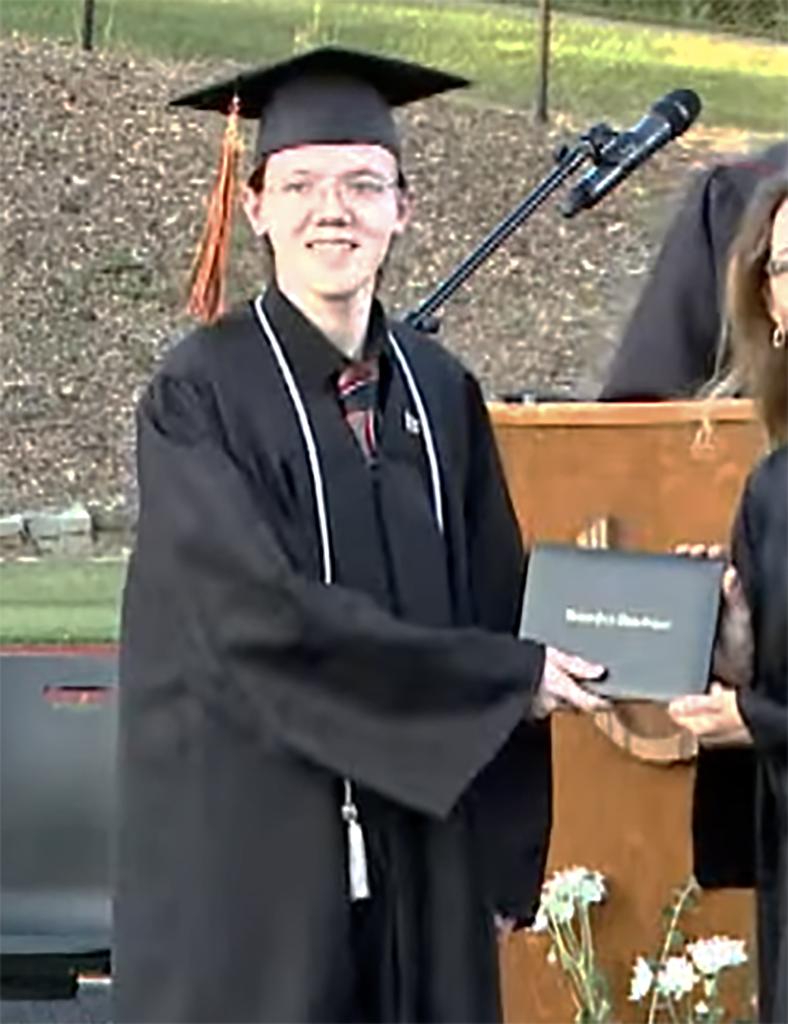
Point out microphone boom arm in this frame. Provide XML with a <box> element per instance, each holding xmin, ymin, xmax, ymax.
<box><xmin>404</xmin><ymin>122</ymin><xmax>617</xmax><ymax>331</ymax></box>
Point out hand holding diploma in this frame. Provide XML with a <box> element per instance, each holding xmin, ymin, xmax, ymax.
<box><xmin>532</xmin><ymin>646</ymin><xmax>610</xmax><ymax>717</ymax></box>
<box><xmin>669</xmin><ymin>546</ymin><xmax>755</xmax><ymax>745</ymax></box>
<box><xmin>674</xmin><ymin>544</ymin><xmax>754</xmax><ymax>688</ymax></box>
<box><xmin>668</xmin><ymin>681</ymin><xmax>753</xmax><ymax>746</ymax></box>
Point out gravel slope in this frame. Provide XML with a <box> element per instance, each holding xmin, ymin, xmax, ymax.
<box><xmin>1</xmin><ymin>34</ymin><xmax>769</xmax><ymax>517</ymax></box>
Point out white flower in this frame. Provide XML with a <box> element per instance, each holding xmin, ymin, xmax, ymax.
<box><xmin>548</xmin><ymin>893</ymin><xmax>576</xmax><ymax>925</ymax></box>
<box><xmin>695</xmin><ymin>1001</ymin><xmax>710</xmax><ymax>1016</ymax></box>
<box><xmin>577</xmin><ymin>869</ymin><xmax>606</xmax><ymax>906</ymax></box>
<box><xmin>545</xmin><ymin>867</ymin><xmax>605</xmax><ymax>907</ymax></box>
<box><xmin>656</xmin><ymin>955</ymin><xmax>698</xmax><ymax>998</ymax></box>
<box><xmin>687</xmin><ymin>936</ymin><xmax>748</xmax><ymax>975</ymax></box>
<box><xmin>529</xmin><ymin>866</ymin><xmax>606</xmax><ymax>934</ymax></box>
<box><xmin>629</xmin><ymin>956</ymin><xmax>653</xmax><ymax>1002</ymax></box>
<box><xmin>530</xmin><ymin>905</ymin><xmax>549</xmax><ymax>933</ymax></box>
<box><xmin>556</xmin><ymin>866</ymin><xmax>606</xmax><ymax>904</ymax></box>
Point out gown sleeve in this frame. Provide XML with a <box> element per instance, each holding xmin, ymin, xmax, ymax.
<box><xmin>121</xmin><ymin>371</ymin><xmax>546</xmax><ymax>821</ymax></box>
<box><xmin>692</xmin><ymin>450</ymin><xmax>788</xmax><ymax>888</ymax></box>
<box><xmin>731</xmin><ymin>467</ymin><xmax>788</xmax><ymax>758</ymax></box>
<box><xmin>460</xmin><ymin>376</ymin><xmax>552</xmax><ymax>925</ymax></box>
<box><xmin>738</xmin><ymin>691</ymin><xmax>787</xmax><ymax>754</ymax></box>
<box><xmin>599</xmin><ymin>165</ymin><xmax>744</xmax><ymax>400</ymax></box>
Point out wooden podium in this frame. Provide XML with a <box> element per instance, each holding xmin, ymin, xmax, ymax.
<box><xmin>488</xmin><ymin>399</ymin><xmax>765</xmax><ymax>1024</ymax></box>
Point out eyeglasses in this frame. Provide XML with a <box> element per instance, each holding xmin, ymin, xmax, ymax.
<box><xmin>268</xmin><ymin>172</ymin><xmax>399</xmax><ymax>210</ymax></box>
<box><xmin>766</xmin><ymin>256</ymin><xmax>788</xmax><ymax>278</ymax></box>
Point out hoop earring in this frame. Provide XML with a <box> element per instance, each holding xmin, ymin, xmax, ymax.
<box><xmin>772</xmin><ymin>323</ymin><xmax>786</xmax><ymax>350</ymax></box>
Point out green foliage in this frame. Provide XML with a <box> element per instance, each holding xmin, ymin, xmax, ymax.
<box><xmin>2</xmin><ymin>0</ymin><xmax>786</xmax><ymax>131</ymax></box>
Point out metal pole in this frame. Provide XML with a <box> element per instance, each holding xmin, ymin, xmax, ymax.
<box><xmin>82</xmin><ymin>0</ymin><xmax>96</xmax><ymax>51</ymax></box>
<box><xmin>535</xmin><ymin>0</ymin><xmax>551</xmax><ymax>124</ymax></box>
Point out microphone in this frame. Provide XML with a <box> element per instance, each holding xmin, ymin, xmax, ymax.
<box><xmin>562</xmin><ymin>89</ymin><xmax>701</xmax><ymax>218</ymax></box>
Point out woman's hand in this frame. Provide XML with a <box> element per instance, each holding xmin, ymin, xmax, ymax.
<box><xmin>674</xmin><ymin>544</ymin><xmax>753</xmax><ymax>688</ymax></box>
<box><xmin>713</xmin><ymin>565</ymin><xmax>753</xmax><ymax>687</ymax></box>
<box><xmin>668</xmin><ymin>682</ymin><xmax>753</xmax><ymax>747</ymax></box>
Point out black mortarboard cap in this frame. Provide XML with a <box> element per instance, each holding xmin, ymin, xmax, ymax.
<box><xmin>174</xmin><ymin>47</ymin><xmax>468</xmax><ymax>324</ymax></box>
<box><xmin>170</xmin><ymin>46</ymin><xmax>470</xmax><ymax>160</ymax></box>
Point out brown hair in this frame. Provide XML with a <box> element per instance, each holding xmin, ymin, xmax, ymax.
<box><xmin>247</xmin><ymin>160</ymin><xmax>276</xmax><ymax>280</ymax></box>
<box><xmin>724</xmin><ymin>174</ymin><xmax>788</xmax><ymax>445</ymax></box>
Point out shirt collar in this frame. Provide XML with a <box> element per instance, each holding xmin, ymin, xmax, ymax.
<box><xmin>259</xmin><ymin>283</ymin><xmax>390</xmax><ymax>392</ymax></box>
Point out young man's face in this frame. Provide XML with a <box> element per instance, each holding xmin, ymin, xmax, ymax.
<box><xmin>243</xmin><ymin>143</ymin><xmax>409</xmax><ymax>305</ymax></box>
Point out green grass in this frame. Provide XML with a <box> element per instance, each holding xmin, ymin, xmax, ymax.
<box><xmin>0</xmin><ymin>560</ymin><xmax>126</xmax><ymax>644</ymax></box>
<box><xmin>3</xmin><ymin>0</ymin><xmax>787</xmax><ymax>131</ymax></box>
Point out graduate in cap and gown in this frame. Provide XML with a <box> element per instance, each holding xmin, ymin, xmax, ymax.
<box><xmin>600</xmin><ymin>140</ymin><xmax>787</xmax><ymax>401</ymax></box>
<box><xmin>114</xmin><ymin>47</ymin><xmax>608</xmax><ymax>1023</ymax></box>
<box><xmin>669</xmin><ymin>176</ymin><xmax>788</xmax><ymax>1024</ymax></box>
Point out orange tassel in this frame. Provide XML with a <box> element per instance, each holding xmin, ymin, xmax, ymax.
<box><xmin>187</xmin><ymin>96</ymin><xmax>244</xmax><ymax>323</ymax></box>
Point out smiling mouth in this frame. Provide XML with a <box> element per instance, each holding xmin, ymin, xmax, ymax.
<box><xmin>306</xmin><ymin>240</ymin><xmax>359</xmax><ymax>251</ymax></box>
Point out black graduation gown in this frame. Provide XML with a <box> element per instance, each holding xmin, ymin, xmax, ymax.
<box><xmin>692</xmin><ymin>446</ymin><xmax>787</xmax><ymax>1023</ymax></box>
<box><xmin>113</xmin><ymin>286</ymin><xmax>552</xmax><ymax>1024</ymax></box>
<box><xmin>600</xmin><ymin>141</ymin><xmax>788</xmax><ymax>400</ymax></box>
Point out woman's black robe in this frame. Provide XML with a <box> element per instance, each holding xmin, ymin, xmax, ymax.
<box><xmin>113</xmin><ymin>286</ymin><xmax>551</xmax><ymax>1023</ymax></box>
<box><xmin>693</xmin><ymin>446</ymin><xmax>787</xmax><ymax>1023</ymax></box>
<box><xmin>600</xmin><ymin>141</ymin><xmax>788</xmax><ymax>400</ymax></box>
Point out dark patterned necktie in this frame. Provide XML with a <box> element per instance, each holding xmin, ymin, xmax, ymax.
<box><xmin>336</xmin><ymin>358</ymin><xmax>380</xmax><ymax>464</ymax></box>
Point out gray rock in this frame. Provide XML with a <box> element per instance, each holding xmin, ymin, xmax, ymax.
<box><xmin>88</xmin><ymin>504</ymin><xmax>135</xmax><ymax>534</ymax></box>
<box><xmin>0</xmin><ymin>513</ymin><xmax>25</xmax><ymax>539</ymax></box>
<box><xmin>0</xmin><ymin>513</ymin><xmax>25</xmax><ymax>548</ymax></box>
<box><xmin>26</xmin><ymin>503</ymin><xmax>93</xmax><ymax>540</ymax></box>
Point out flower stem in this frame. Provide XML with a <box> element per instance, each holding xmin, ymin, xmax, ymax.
<box><xmin>664</xmin><ymin>993</ymin><xmax>681</xmax><ymax>1024</ymax></box>
<box><xmin>647</xmin><ymin>878</ymin><xmax>699</xmax><ymax>1024</ymax></box>
<box><xmin>578</xmin><ymin>902</ymin><xmax>606</xmax><ymax>1020</ymax></box>
<box><xmin>550</xmin><ymin>916</ymin><xmax>595</xmax><ymax>1018</ymax></box>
